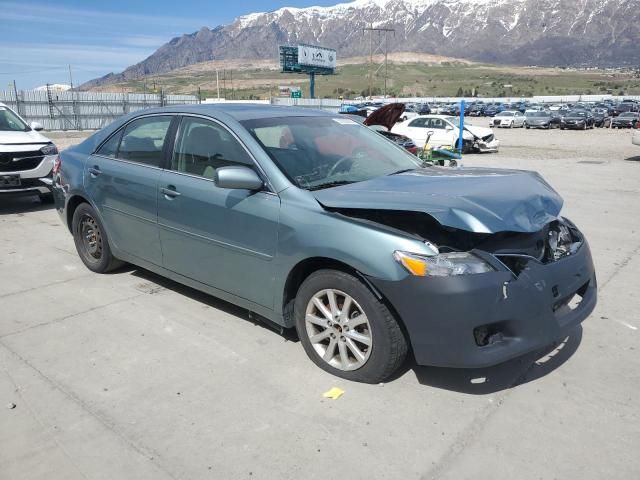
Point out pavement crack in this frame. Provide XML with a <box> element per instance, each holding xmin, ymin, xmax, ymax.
<box><xmin>599</xmin><ymin>241</ymin><xmax>640</xmax><ymax>291</ymax></box>
<box><xmin>0</xmin><ymin>293</ymin><xmax>145</xmax><ymax>339</ymax></box>
<box><xmin>2</xmin><ymin>369</ymin><xmax>91</xmax><ymax>480</ymax></box>
<box><xmin>0</xmin><ymin>341</ymin><xmax>179</xmax><ymax>480</ymax></box>
<box><xmin>0</xmin><ymin>273</ymin><xmax>95</xmax><ymax>300</ymax></box>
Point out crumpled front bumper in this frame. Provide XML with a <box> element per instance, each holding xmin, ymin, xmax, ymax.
<box><xmin>369</xmin><ymin>238</ymin><xmax>597</xmax><ymax>368</ymax></box>
<box><xmin>476</xmin><ymin>139</ymin><xmax>500</xmax><ymax>153</ymax></box>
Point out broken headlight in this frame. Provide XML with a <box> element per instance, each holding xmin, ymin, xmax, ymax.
<box><xmin>394</xmin><ymin>251</ymin><xmax>494</xmax><ymax>277</ymax></box>
<box><xmin>547</xmin><ymin>220</ymin><xmax>574</xmax><ymax>261</ymax></box>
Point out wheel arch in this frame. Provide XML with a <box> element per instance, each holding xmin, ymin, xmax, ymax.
<box><xmin>280</xmin><ymin>257</ymin><xmax>411</xmax><ymax>347</ymax></box>
<box><xmin>65</xmin><ymin>194</ymin><xmax>92</xmax><ymax>233</ymax></box>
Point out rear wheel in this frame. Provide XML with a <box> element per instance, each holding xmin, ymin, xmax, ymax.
<box><xmin>72</xmin><ymin>203</ymin><xmax>123</xmax><ymax>273</ymax></box>
<box><xmin>294</xmin><ymin>270</ymin><xmax>408</xmax><ymax>383</ymax></box>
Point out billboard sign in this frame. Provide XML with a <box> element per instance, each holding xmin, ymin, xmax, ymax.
<box><xmin>298</xmin><ymin>45</ymin><xmax>337</xmax><ymax>70</ymax></box>
<box><xmin>279</xmin><ymin>86</ymin><xmax>302</xmax><ymax>98</ymax></box>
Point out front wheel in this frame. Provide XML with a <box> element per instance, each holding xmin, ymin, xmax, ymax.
<box><xmin>294</xmin><ymin>270</ymin><xmax>408</xmax><ymax>383</ymax></box>
<box><xmin>72</xmin><ymin>203</ymin><xmax>124</xmax><ymax>273</ymax></box>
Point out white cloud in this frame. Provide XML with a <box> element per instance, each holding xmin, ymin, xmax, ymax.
<box><xmin>0</xmin><ymin>2</ymin><xmax>208</xmax><ymax>29</ymax></box>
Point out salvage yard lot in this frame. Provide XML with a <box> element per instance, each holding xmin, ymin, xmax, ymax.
<box><xmin>1</xmin><ymin>124</ymin><xmax>639</xmax><ymax>479</ymax></box>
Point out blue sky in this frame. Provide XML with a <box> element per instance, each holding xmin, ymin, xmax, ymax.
<box><xmin>0</xmin><ymin>1</ymin><xmax>339</xmax><ymax>89</ymax></box>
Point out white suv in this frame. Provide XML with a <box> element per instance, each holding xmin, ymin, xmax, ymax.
<box><xmin>0</xmin><ymin>102</ymin><xmax>57</xmax><ymax>202</ymax></box>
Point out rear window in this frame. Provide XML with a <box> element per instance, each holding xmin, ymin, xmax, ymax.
<box><xmin>96</xmin><ymin>116</ymin><xmax>172</xmax><ymax>167</ymax></box>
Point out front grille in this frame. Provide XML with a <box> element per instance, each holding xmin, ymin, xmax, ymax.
<box><xmin>0</xmin><ymin>151</ymin><xmax>44</xmax><ymax>173</ymax></box>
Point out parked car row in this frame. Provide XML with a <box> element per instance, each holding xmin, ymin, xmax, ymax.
<box><xmin>489</xmin><ymin>109</ymin><xmax>640</xmax><ymax>130</ymax></box>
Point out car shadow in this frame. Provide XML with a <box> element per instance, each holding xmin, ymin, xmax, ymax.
<box><xmin>118</xmin><ymin>266</ymin><xmax>582</xmax><ymax>390</ymax></box>
<box><xmin>0</xmin><ymin>196</ymin><xmax>54</xmax><ymax>215</ymax></box>
<box><xmin>398</xmin><ymin>326</ymin><xmax>583</xmax><ymax>394</ymax></box>
<box><xmin>624</xmin><ymin>155</ymin><xmax>640</xmax><ymax>162</ymax></box>
<box><xmin>128</xmin><ymin>267</ymin><xmax>300</xmax><ymax>342</ymax></box>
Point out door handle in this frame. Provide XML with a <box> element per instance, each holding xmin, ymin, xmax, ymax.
<box><xmin>161</xmin><ymin>186</ymin><xmax>181</xmax><ymax>198</ymax></box>
<box><xmin>88</xmin><ymin>166</ymin><xmax>101</xmax><ymax>177</ymax></box>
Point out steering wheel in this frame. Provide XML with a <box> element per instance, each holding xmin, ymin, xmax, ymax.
<box><xmin>327</xmin><ymin>148</ymin><xmax>369</xmax><ymax>177</ymax></box>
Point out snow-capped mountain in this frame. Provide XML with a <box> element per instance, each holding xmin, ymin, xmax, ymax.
<box><xmin>83</xmin><ymin>0</ymin><xmax>639</xmax><ymax>88</ymax></box>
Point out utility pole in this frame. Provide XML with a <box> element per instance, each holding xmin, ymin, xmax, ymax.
<box><xmin>12</xmin><ymin>80</ymin><xmax>20</xmax><ymax>116</ymax></box>
<box><xmin>68</xmin><ymin>64</ymin><xmax>74</xmax><ymax>90</ymax></box>
<box><xmin>362</xmin><ymin>26</ymin><xmax>395</xmax><ymax>99</ymax></box>
<box><xmin>216</xmin><ymin>69</ymin><xmax>220</xmax><ymax>99</ymax></box>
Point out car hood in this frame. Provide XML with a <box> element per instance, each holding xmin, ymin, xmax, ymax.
<box><xmin>564</xmin><ymin>116</ymin><xmax>586</xmax><ymax>121</ymax></box>
<box><xmin>364</xmin><ymin>103</ymin><xmax>406</xmax><ymax>131</ymax></box>
<box><xmin>0</xmin><ymin>129</ymin><xmax>51</xmax><ymax>146</ymax></box>
<box><xmin>464</xmin><ymin>125</ymin><xmax>493</xmax><ymax>139</ymax></box>
<box><xmin>313</xmin><ymin>167</ymin><xmax>563</xmax><ymax>234</ymax></box>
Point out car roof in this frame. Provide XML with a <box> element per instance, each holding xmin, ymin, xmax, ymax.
<box><xmin>127</xmin><ymin>103</ymin><xmax>333</xmax><ymax>121</ymax></box>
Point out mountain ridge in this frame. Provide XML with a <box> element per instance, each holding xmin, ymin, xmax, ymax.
<box><xmin>81</xmin><ymin>0</ymin><xmax>640</xmax><ymax>90</ymax></box>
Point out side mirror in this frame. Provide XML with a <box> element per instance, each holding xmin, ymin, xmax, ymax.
<box><xmin>445</xmin><ymin>125</ymin><xmax>454</xmax><ymax>131</ymax></box>
<box><xmin>214</xmin><ymin>166</ymin><xmax>263</xmax><ymax>191</ymax></box>
<box><xmin>30</xmin><ymin>121</ymin><xmax>44</xmax><ymax>131</ymax></box>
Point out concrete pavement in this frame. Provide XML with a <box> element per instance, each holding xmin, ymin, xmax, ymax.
<box><xmin>1</xmin><ymin>126</ymin><xmax>639</xmax><ymax>479</ymax></box>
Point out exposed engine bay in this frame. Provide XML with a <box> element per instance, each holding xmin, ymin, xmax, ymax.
<box><xmin>331</xmin><ymin>208</ymin><xmax>582</xmax><ymax>273</ymax></box>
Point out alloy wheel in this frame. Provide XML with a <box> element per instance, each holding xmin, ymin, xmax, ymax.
<box><xmin>304</xmin><ymin>289</ymin><xmax>372</xmax><ymax>371</ymax></box>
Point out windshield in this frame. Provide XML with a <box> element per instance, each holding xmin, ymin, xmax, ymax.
<box><xmin>0</xmin><ymin>107</ymin><xmax>29</xmax><ymax>132</ymax></box>
<box><xmin>242</xmin><ymin>116</ymin><xmax>421</xmax><ymax>191</ymax></box>
<box><xmin>568</xmin><ymin>111</ymin><xmax>586</xmax><ymax>117</ymax></box>
<box><xmin>619</xmin><ymin>112</ymin><xmax>635</xmax><ymax>118</ymax></box>
<box><xmin>528</xmin><ymin>112</ymin><xmax>549</xmax><ymax>117</ymax></box>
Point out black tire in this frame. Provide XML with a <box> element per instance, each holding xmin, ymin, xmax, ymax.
<box><xmin>72</xmin><ymin>203</ymin><xmax>124</xmax><ymax>273</ymax></box>
<box><xmin>294</xmin><ymin>270</ymin><xmax>408</xmax><ymax>383</ymax></box>
<box><xmin>39</xmin><ymin>192</ymin><xmax>54</xmax><ymax>204</ymax></box>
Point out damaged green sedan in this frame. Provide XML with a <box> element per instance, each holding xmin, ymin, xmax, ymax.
<box><xmin>53</xmin><ymin>105</ymin><xmax>597</xmax><ymax>383</ymax></box>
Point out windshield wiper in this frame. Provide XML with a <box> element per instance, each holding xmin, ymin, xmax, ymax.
<box><xmin>388</xmin><ymin>168</ymin><xmax>416</xmax><ymax>176</ymax></box>
<box><xmin>308</xmin><ymin>180</ymin><xmax>355</xmax><ymax>191</ymax></box>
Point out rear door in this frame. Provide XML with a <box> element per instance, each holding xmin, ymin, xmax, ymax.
<box><xmin>85</xmin><ymin>115</ymin><xmax>174</xmax><ymax>266</ymax></box>
<box><xmin>157</xmin><ymin>115</ymin><xmax>280</xmax><ymax>308</ymax></box>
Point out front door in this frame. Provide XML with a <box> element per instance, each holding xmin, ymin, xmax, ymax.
<box><xmin>85</xmin><ymin>115</ymin><xmax>173</xmax><ymax>266</ymax></box>
<box><xmin>157</xmin><ymin>116</ymin><xmax>280</xmax><ymax>309</ymax></box>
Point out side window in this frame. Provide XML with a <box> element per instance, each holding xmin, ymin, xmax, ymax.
<box><xmin>431</xmin><ymin>118</ymin><xmax>446</xmax><ymax>129</ymax></box>
<box><xmin>96</xmin><ymin>131</ymin><xmax>122</xmax><ymax>158</ymax></box>
<box><xmin>408</xmin><ymin>118</ymin><xmax>426</xmax><ymax>128</ymax></box>
<box><xmin>118</xmin><ymin>116</ymin><xmax>172</xmax><ymax>167</ymax></box>
<box><xmin>172</xmin><ymin>117</ymin><xmax>253</xmax><ymax>179</ymax></box>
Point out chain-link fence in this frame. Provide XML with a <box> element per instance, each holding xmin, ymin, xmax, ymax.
<box><xmin>0</xmin><ymin>87</ymin><xmax>198</xmax><ymax>131</ymax></box>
